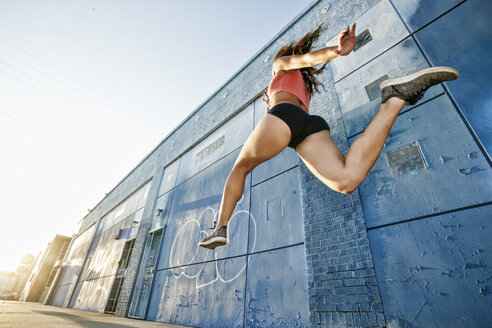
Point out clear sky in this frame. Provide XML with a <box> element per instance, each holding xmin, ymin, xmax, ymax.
<box><xmin>0</xmin><ymin>0</ymin><xmax>312</xmax><ymax>271</ymax></box>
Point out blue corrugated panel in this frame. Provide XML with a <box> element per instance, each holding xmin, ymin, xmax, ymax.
<box><xmin>175</xmin><ymin>104</ymin><xmax>254</xmax><ymax>186</ymax></box>
<box><xmin>158</xmin><ymin>158</ymin><xmax>181</xmax><ymax>197</ymax></box>
<box><xmin>369</xmin><ymin>205</ymin><xmax>492</xmax><ymax>327</ymax></box>
<box><xmin>351</xmin><ymin>95</ymin><xmax>492</xmax><ymax>228</ymax></box>
<box><xmin>391</xmin><ymin>0</ymin><xmax>466</xmax><ymax>32</ymax></box>
<box><xmin>245</xmin><ymin>245</ymin><xmax>310</xmax><ymax>327</ymax></box>
<box><xmin>147</xmin><ymin>258</ymin><xmax>246</xmax><ymax>328</ymax></box>
<box><xmin>327</xmin><ymin>0</ymin><xmax>409</xmax><ymax>83</ymax></box>
<box><xmin>249</xmin><ymin>167</ymin><xmax>304</xmax><ymax>253</ymax></box>
<box><xmin>337</xmin><ymin>38</ymin><xmax>444</xmax><ymax>138</ymax></box>
<box><xmin>414</xmin><ymin>0</ymin><xmax>492</xmax><ymax>157</ymax></box>
<box><xmin>156</xmin><ymin>149</ymin><xmax>251</xmax><ymax>270</ymax></box>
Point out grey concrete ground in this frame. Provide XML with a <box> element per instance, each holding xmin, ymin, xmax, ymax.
<box><xmin>0</xmin><ymin>301</ymin><xmax>192</xmax><ymax>328</ymax></box>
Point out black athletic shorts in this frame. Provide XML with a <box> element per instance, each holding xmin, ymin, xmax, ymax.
<box><xmin>267</xmin><ymin>103</ymin><xmax>330</xmax><ymax>149</ymax></box>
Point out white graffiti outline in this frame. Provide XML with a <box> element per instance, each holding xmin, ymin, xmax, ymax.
<box><xmin>170</xmin><ymin>219</ymin><xmax>201</xmax><ymax>277</ymax></box>
<box><xmin>170</xmin><ymin>207</ymin><xmax>215</xmax><ymax>270</ymax></box>
<box><xmin>168</xmin><ymin>206</ymin><xmax>256</xmax><ymax>289</ymax></box>
<box><xmin>215</xmin><ymin>210</ymin><xmax>256</xmax><ymax>284</ymax></box>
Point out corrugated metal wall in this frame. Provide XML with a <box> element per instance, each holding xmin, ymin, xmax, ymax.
<box><xmin>50</xmin><ymin>0</ymin><xmax>491</xmax><ymax>327</ymax></box>
<box><xmin>330</xmin><ymin>0</ymin><xmax>492</xmax><ymax>326</ymax></box>
<box><xmin>130</xmin><ymin>99</ymin><xmax>310</xmax><ymax>327</ymax></box>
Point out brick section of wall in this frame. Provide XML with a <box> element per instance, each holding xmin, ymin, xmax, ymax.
<box><xmin>114</xmin><ymin>168</ymin><xmax>165</xmax><ymax>317</ymax></box>
<box><xmin>298</xmin><ymin>3</ymin><xmax>386</xmax><ymax>323</ymax></box>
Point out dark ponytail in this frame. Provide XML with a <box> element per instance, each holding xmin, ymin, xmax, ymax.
<box><xmin>274</xmin><ymin>25</ymin><xmax>327</xmax><ymax>94</ymax></box>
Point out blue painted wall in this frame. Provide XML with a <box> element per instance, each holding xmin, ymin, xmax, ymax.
<box><xmin>396</xmin><ymin>0</ymin><xmax>492</xmax><ymax>159</ymax></box>
<box><xmin>141</xmin><ymin>98</ymin><xmax>310</xmax><ymax>327</ymax></box>
<box><xmin>51</xmin><ymin>0</ymin><xmax>492</xmax><ymax>327</ymax></box>
<box><xmin>369</xmin><ymin>205</ymin><xmax>492</xmax><ymax>327</ymax></box>
<box><xmin>331</xmin><ymin>0</ymin><xmax>492</xmax><ymax>326</ymax></box>
<box><xmin>303</xmin><ymin>0</ymin><xmax>491</xmax><ymax>326</ymax></box>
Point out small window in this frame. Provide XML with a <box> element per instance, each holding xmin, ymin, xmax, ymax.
<box><xmin>387</xmin><ymin>142</ymin><xmax>428</xmax><ymax>176</ymax></box>
<box><xmin>353</xmin><ymin>29</ymin><xmax>373</xmax><ymax>52</ymax></box>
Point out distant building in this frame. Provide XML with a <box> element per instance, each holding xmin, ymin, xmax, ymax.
<box><xmin>0</xmin><ymin>271</ymin><xmax>17</xmax><ymax>296</ymax></box>
<box><xmin>19</xmin><ymin>235</ymin><xmax>70</xmax><ymax>303</ymax></box>
<box><xmin>1</xmin><ymin>253</ymin><xmax>37</xmax><ymax>300</ymax></box>
<box><xmin>12</xmin><ymin>258</ymin><xmax>37</xmax><ymax>298</ymax></box>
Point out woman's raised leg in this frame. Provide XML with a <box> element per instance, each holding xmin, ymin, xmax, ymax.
<box><xmin>296</xmin><ymin>97</ymin><xmax>406</xmax><ymax>194</ymax></box>
<box><xmin>299</xmin><ymin>66</ymin><xmax>459</xmax><ymax>193</ymax></box>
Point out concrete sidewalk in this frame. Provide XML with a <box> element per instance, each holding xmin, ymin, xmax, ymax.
<box><xmin>0</xmin><ymin>301</ymin><xmax>192</xmax><ymax>328</ymax></box>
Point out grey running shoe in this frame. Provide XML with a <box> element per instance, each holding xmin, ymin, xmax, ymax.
<box><xmin>198</xmin><ymin>226</ymin><xmax>227</xmax><ymax>250</ymax></box>
<box><xmin>381</xmin><ymin>66</ymin><xmax>459</xmax><ymax>105</ymax></box>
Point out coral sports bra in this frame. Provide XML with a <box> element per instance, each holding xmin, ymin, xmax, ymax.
<box><xmin>267</xmin><ymin>69</ymin><xmax>311</xmax><ymax>109</ymax></box>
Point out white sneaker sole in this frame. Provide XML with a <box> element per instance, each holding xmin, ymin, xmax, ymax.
<box><xmin>380</xmin><ymin>66</ymin><xmax>459</xmax><ymax>89</ymax></box>
<box><xmin>198</xmin><ymin>237</ymin><xmax>227</xmax><ymax>250</ymax></box>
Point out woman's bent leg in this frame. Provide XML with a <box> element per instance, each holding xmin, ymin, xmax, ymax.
<box><xmin>296</xmin><ymin>97</ymin><xmax>406</xmax><ymax>194</ymax></box>
<box><xmin>215</xmin><ymin>113</ymin><xmax>292</xmax><ymax>229</ymax></box>
<box><xmin>198</xmin><ymin>113</ymin><xmax>291</xmax><ymax>249</ymax></box>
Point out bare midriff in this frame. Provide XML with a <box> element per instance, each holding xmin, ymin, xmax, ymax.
<box><xmin>268</xmin><ymin>92</ymin><xmax>308</xmax><ymax>113</ymax></box>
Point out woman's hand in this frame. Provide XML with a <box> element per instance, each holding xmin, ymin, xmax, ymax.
<box><xmin>335</xmin><ymin>23</ymin><xmax>356</xmax><ymax>56</ymax></box>
<box><xmin>262</xmin><ymin>90</ymin><xmax>271</xmax><ymax>108</ymax></box>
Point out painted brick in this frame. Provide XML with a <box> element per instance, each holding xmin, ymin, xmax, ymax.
<box><xmin>320</xmin><ymin>303</ymin><xmax>337</xmax><ymax>312</ymax></box>
<box><xmin>337</xmin><ymin>303</ymin><xmax>359</xmax><ymax>312</ymax></box>
<box><xmin>353</xmin><ymin>312</ymin><xmax>362</xmax><ymax>326</ymax></box>
<box><xmin>377</xmin><ymin>312</ymin><xmax>386</xmax><ymax>326</ymax></box>
<box><xmin>371</xmin><ymin>303</ymin><xmax>383</xmax><ymax>312</ymax></box>
<box><xmin>369</xmin><ymin>313</ymin><xmax>378</xmax><ymax>326</ymax></box>
<box><xmin>326</xmin><ymin>312</ymin><xmax>334</xmax><ymax>325</ymax></box>
<box><xmin>345</xmin><ymin>312</ymin><xmax>354</xmax><ymax>326</ymax></box>
<box><xmin>321</xmin><ymin>311</ymin><xmax>327</xmax><ymax>325</ymax></box>
<box><xmin>360</xmin><ymin>312</ymin><xmax>370</xmax><ymax>326</ymax></box>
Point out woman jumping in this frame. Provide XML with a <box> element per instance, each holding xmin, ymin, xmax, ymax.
<box><xmin>198</xmin><ymin>23</ymin><xmax>458</xmax><ymax>250</ymax></box>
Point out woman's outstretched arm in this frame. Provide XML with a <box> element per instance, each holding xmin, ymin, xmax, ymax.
<box><xmin>273</xmin><ymin>23</ymin><xmax>356</xmax><ymax>73</ymax></box>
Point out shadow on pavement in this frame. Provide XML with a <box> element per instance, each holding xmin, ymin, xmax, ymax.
<box><xmin>33</xmin><ymin>310</ymin><xmax>142</xmax><ymax>328</ymax></box>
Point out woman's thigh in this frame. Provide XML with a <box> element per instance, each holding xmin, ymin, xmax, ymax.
<box><xmin>295</xmin><ymin>130</ymin><xmax>347</xmax><ymax>187</ymax></box>
<box><xmin>234</xmin><ymin>113</ymin><xmax>291</xmax><ymax>169</ymax></box>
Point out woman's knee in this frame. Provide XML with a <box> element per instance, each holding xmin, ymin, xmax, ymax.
<box><xmin>328</xmin><ymin>171</ymin><xmax>364</xmax><ymax>195</ymax></box>
<box><xmin>232</xmin><ymin>157</ymin><xmax>260</xmax><ymax>175</ymax></box>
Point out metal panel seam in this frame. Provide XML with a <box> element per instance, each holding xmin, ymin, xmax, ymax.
<box><xmin>154</xmin><ymin>242</ymin><xmax>305</xmax><ymax>273</ymax></box>
<box><xmin>387</xmin><ymin>0</ymin><xmax>491</xmax><ymax>165</ymax></box>
<box><xmin>347</xmin><ymin>92</ymin><xmax>445</xmax><ymax>139</ymax></box>
<box><xmin>367</xmin><ymin>201</ymin><xmax>492</xmax><ymax>231</ymax></box>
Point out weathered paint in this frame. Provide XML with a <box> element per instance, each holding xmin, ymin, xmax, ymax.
<box><xmin>69</xmin><ymin>217</ymin><xmax>131</xmax><ymax>311</ymax></box>
<box><xmin>351</xmin><ymin>95</ymin><xmax>492</xmax><ymax>228</ymax></box>
<box><xmin>158</xmin><ymin>158</ymin><xmax>181</xmax><ymax>197</ymax></box>
<box><xmin>369</xmin><ymin>205</ymin><xmax>492</xmax><ymax>327</ymax></box>
<box><xmin>147</xmin><ymin>258</ymin><xmax>247</xmax><ymax>328</ymax></box>
<box><xmin>134</xmin><ymin>95</ymin><xmax>310</xmax><ymax>326</ymax></box>
<box><xmin>336</xmin><ymin>38</ymin><xmax>444</xmax><ymax>138</ymax></box>
<box><xmin>150</xmin><ymin>191</ymin><xmax>174</xmax><ymax>232</ymax></box>
<box><xmin>245</xmin><ymin>245</ymin><xmax>310</xmax><ymax>327</ymax></box>
<box><xmin>156</xmin><ymin>149</ymin><xmax>251</xmax><ymax>270</ymax></box>
<box><xmin>48</xmin><ymin>0</ymin><xmax>492</xmax><ymax>326</ymax></box>
<box><xmin>327</xmin><ymin>0</ymin><xmax>409</xmax><ymax>83</ymax></box>
<box><xmin>249</xmin><ymin>167</ymin><xmax>304</xmax><ymax>252</ymax></box>
<box><xmin>50</xmin><ymin>223</ymin><xmax>96</xmax><ymax>307</ymax></box>
<box><xmin>174</xmin><ymin>104</ymin><xmax>254</xmax><ymax>186</ymax></box>
<box><xmin>391</xmin><ymin>0</ymin><xmax>466</xmax><ymax>32</ymax></box>
<box><xmin>64</xmin><ymin>183</ymin><xmax>150</xmax><ymax>312</ymax></box>
<box><xmin>413</xmin><ymin>0</ymin><xmax>492</xmax><ymax>157</ymax></box>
